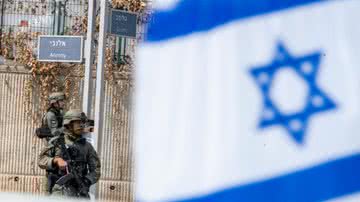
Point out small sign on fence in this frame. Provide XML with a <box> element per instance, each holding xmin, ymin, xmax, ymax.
<box><xmin>37</xmin><ymin>35</ymin><xmax>84</xmax><ymax>63</ymax></box>
<box><xmin>109</xmin><ymin>9</ymin><xmax>137</xmax><ymax>38</ymax></box>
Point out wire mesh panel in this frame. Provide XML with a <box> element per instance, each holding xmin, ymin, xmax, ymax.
<box><xmin>0</xmin><ymin>0</ymin><xmax>56</xmax><ymax>34</ymax></box>
<box><xmin>0</xmin><ymin>0</ymin><xmax>88</xmax><ymax>57</ymax></box>
<box><xmin>63</xmin><ymin>0</ymin><xmax>87</xmax><ymax>35</ymax></box>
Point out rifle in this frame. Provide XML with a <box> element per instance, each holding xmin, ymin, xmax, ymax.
<box><xmin>54</xmin><ymin>134</ymin><xmax>91</xmax><ymax>198</ymax></box>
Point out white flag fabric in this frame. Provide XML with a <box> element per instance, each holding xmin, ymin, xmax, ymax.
<box><xmin>135</xmin><ymin>0</ymin><xmax>360</xmax><ymax>201</ymax></box>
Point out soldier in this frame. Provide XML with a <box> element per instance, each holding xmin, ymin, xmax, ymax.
<box><xmin>43</xmin><ymin>92</ymin><xmax>66</xmax><ymax>140</ymax></box>
<box><xmin>38</xmin><ymin>92</ymin><xmax>66</xmax><ymax>194</ymax></box>
<box><xmin>38</xmin><ymin>109</ymin><xmax>101</xmax><ymax>198</ymax></box>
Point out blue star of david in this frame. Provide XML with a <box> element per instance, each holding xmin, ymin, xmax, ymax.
<box><xmin>249</xmin><ymin>42</ymin><xmax>337</xmax><ymax>144</ymax></box>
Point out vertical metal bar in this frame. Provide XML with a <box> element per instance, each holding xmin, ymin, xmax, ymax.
<box><xmin>52</xmin><ymin>0</ymin><xmax>56</xmax><ymax>35</ymax></box>
<box><xmin>60</xmin><ymin>1</ymin><xmax>65</xmax><ymax>35</ymax></box>
<box><xmin>83</xmin><ymin>0</ymin><xmax>97</xmax><ymax>117</ymax></box>
<box><xmin>0</xmin><ymin>0</ymin><xmax>6</xmax><ymax>53</ymax></box>
<box><xmin>116</xmin><ymin>36</ymin><xmax>121</xmax><ymax>64</ymax></box>
<box><xmin>122</xmin><ymin>37</ymin><xmax>127</xmax><ymax>63</ymax></box>
<box><xmin>116</xmin><ymin>37</ymin><xmax>126</xmax><ymax>64</ymax></box>
<box><xmin>94</xmin><ymin>0</ymin><xmax>108</xmax><ymax>198</ymax></box>
<box><xmin>53</xmin><ymin>0</ymin><xmax>64</xmax><ymax>35</ymax></box>
<box><xmin>95</xmin><ymin>0</ymin><xmax>108</xmax><ymax>151</ymax></box>
<box><xmin>53</xmin><ymin>0</ymin><xmax>59</xmax><ymax>34</ymax></box>
<box><xmin>57</xmin><ymin>1</ymin><xmax>61</xmax><ymax>34</ymax></box>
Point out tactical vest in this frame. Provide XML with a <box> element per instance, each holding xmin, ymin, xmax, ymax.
<box><xmin>36</xmin><ymin>107</ymin><xmax>63</xmax><ymax>140</ymax></box>
<box><xmin>42</xmin><ymin>107</ymin><xmax>63</xmax><ymax>128</ymax></box>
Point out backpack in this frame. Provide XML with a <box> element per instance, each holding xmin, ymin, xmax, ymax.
<box><xmin>35</xmin><ymin>108</ymin><xmax>63</xmax><ymax>139</ymax></box>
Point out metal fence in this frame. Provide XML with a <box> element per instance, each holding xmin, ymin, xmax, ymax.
<box><xmin>0</xmin><ymin>0</ymin><xmax>87</xmax><ymax>54</ymax></box>
<box><xmin>0</xmin><ymin>0</ymin><xmax>56</xmax><ymax>34</ymax></box>
<box><xmin>0</xmin><ymin>0</ymin><xmax>150</xmax><ymax>65</ymax></box>
<box><xmin>0</xmin><ymin>0</ymin><xmax>87</xmax><ymax>34</ymax></box>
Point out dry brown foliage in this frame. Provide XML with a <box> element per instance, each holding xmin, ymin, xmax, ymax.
<box><xmin>112</xmin><ymin>0</ymin><xmax>148</xmax><ymax>12</ymax></box>
<box><xmin>5</xmin><ymin>32</ymin><xmax>84</xmax><ymax>124</ymax></box>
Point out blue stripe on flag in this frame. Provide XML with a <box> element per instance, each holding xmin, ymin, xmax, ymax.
<box><xmin>172</xmin><ymin>153</ymin><xmax>360</xmax><ymax>202</ymax></box>
<box><xmin>147</xmin><ymin>0</ymin><xmax>329</xmax><ymax>42</ymax></box>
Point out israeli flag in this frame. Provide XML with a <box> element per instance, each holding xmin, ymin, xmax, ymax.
<box><xmin>135</xmin><ymin>0</ymin><xmax>360</xmax><ymax>201</ymax></box>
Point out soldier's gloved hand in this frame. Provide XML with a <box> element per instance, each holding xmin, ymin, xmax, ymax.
<box><xmin>53</xmin><ymin>157</ymin><xmax>67</xmax><ymax>170</ymax></box>
<box><xmin>53</xmin><ymin>130</ymin><xmax>62</xmax><ymax>137</ymax></box>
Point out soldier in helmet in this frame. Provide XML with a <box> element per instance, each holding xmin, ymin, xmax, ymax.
<box><xmin>43</xmin><ymin>92</ymin><xmax>66</xmax><ymax>140</ymax></box>
<box><xmin>38</xmin><ymin>109</ymin><xmax>101</xmax><ymax>198</ymax></box>
<box><xmin>38</xmin><ymin>92</ymin><xmax>66</xmax><ymax>194</ymax></box>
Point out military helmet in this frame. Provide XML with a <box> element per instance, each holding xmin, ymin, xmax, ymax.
<box><xmin>49</xmin><ymin>92</ymin><xmax>66</xmax><ymax>104</ymax></box>
<box><xmin>63</xmin><ymin>109</ymin><xmax>87</xmax><ymax>126</ymax></box>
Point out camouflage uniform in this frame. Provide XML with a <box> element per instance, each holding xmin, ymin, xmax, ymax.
<box><xmin>38</xmin><ymin>110</ymin><xmax>101</xmax><ymax>198</ymax></box>
<box><xmin>43</xmin><ymin>92</ymin><xmax>66</xmax><ymax>141</ymax></box>
<box><xmin>41</xmin><ymin>92</ymin><xmax>66</xmax><ymax>194</ymax></box>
